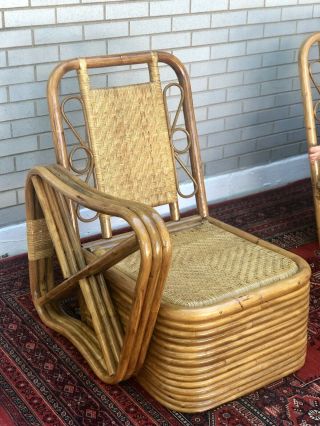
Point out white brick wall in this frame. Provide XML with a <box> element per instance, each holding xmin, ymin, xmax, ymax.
<box><xmin>0</xmin><ymin>0</ymin><xmax>316</xmax><ymax>226</ymax></box>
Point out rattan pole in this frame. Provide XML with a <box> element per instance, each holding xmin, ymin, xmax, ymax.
<box><xmin>135</xmin><ymin>208</ymin><xmax>173</xmax><ymax>372</ymax></box>
<box><xmin>27</xmin><ymin>176</ymin><xmax>114</xmax><ymax>377</ymax></box>
<box><xmin>146</xmin><ymin>324</ymin><xmax>306</xmax><ymax>381</ymax></box>
<box><xmin>82</xmin><ymin>249</ymin><xmax>124</xmax><ymax>348</ymax></box>
<box><xmin>31</xmin><ymin>177</ymin><xmax>71</xmax><ymax>278</ymax></box>
<box><xmin>158</xmin><ymin>51</ymin><xmax>209</xmax><ymax>218</ymax></box>
<box><xmin>47</xmin><ymin>59</ymin><xmax>79</xmax><ymax>232</ymax></box>
<box><xmin>56</xmin><ymin>190</ymin><xmax>124</xmax><ymax>352</ymax></box>
<box><xmin>44</xmin><ymin>185</ymin><xmax>79</xmax><ymax>272</ymax></box>
<box><xmin>97</xmin><ymin>273</ymin><xmax>124</xmax><ymax>349</ymax></box>
<box><xmin>149</xmin><ymin>311</ymin><xmax>308</xmax><ymax>365</ymax></box>
<box><xmin>145</xmin><ymin>335</ymin><xmax>306</xmax><ymax>397</ymax></box>
<box><xmin>32</xmin><ymin>165</ymin><xmax>162</xmax><ymax>381</ymax></box>
<box><xmin>46</xmin><ymin>185</ymin><xmax>120</xmax><ymax>372</ymax></box>
<box><xmin>139</xmin><ymin>350</ymin><xmax>305</xmax><ymax>411</ymax></box>
<box><xmin>118</xmin><ymin>212</ymin><xmax>163</xmax><ymax>378</ymax></box>
<box><xmin>40</xmin><ymin>181</ymin><xmax>117</xmax><ymax>373</ymax></box>
<box><xmin>45</xmin><ymin>304</ymin><xmax>111</xmax><ymax>376</ymax></box>
<box><xmin>153</xmin><ymin>289</ymin><xmax>307</xmax><ymax>342</ymax></box>
<box><xmin>25</xmin><ymin>178</ymin><xmax>44</xmax><ymax>303</ymax></box>
<box><xmin>37</xmin><ymin>235</ymin><xmax>138</xmax><ymax>306</ymax></box>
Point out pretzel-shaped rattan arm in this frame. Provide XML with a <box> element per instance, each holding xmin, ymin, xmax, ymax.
<box><xmin>32</xmin><ymin>164</ymin><xmax>164</xmax><ymax>219</ymax></box>
<box><xmin>45</xmin><ymin>163</ymin><xmax>171</xmax><ymax>378</ymax></box>
<box><xmin>25</xmin><ymin>164</ymin><xmax>172</xmax><ymax>383</ymax></box>
<box><xmin>48</xmin><ymin>164</ymin><xmax>173</xmax><ymax>379</ymax></box>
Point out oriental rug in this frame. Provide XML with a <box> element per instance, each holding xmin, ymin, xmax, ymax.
<box><xmin>1</xmin><ymin>178</ymin><xmax>319</xmax><ymax>426</ymax></box>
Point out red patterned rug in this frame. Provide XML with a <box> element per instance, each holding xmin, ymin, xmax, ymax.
<box><xmin>1</xmin><ymin>178</ymin><xmax>320</xmax><ymax>426</ymax></box>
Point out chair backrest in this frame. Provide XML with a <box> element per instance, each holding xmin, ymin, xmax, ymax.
<box><xmin>48</xmin><ymin>51</ymin><xmax>208</xmax><ymax>237</ymax></box>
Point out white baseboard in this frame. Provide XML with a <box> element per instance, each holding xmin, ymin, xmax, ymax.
<box><xmin>0</xmin><ymin>154</ymin><xmax>310</xmax><ymax>258</ymax></box>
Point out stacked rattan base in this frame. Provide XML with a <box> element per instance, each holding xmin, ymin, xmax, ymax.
<box><xmin>104</xmin><ymin>218</ymin><xmax>310</xmax><ymax>412</ymax></box>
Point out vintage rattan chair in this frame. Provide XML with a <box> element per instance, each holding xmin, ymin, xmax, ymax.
<box><xmin>300</xmin><ymin>32</ymin><xmax>320</xmax><ymax>244</ymax></box>
<box><xmin>25</xmin><ymin>51</ymin><xmax>311</xmax><ymax>412</ymax></box>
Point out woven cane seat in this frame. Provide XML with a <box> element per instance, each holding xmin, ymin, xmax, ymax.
<box><xmin>115</xmin><ymin>220</ymin><xmax>298</xmax><ymax>308</ymax></box>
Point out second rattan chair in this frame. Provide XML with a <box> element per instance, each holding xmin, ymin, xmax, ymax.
<box><xmin>300</xmin><ymin>32</ymin><xmax>320</xmax><ymax>244</ymax></box>
<box><xmin>26</xmin><ymin>51</ymin><xmax>310</xmax><ymax>412</ymax></box>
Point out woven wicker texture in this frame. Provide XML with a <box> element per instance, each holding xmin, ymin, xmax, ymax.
<box><xmin>27</xmin><ymin>218</ymin><xmax>54</xmax><ymax>261</ymax></box>
<box><xmin>79</xmin><ymin>61</ymin><xmax>177</xmax><ymax>207</ymax></box>
<box><xmin>115</xmin><ymin>220</ymin><xmax>299</xmax><ymax>307</ymax></box>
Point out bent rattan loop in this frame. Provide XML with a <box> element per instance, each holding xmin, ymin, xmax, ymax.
<box><xmin>26</xmin><ymin>164</ymin><xmax>171</xmax><ymax>382</ymax></box>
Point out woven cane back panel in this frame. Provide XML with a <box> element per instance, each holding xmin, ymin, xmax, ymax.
<box><xmin>115</xmin><ymin>221</ymin><xmax>298</xmax><ymax>308</ymax></box>
<box><xmin>79</xmin><ymin>62</ymin><xmax>177</xmax><ymax>207</ymax></box>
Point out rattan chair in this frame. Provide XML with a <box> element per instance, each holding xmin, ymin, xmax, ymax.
<box><xmin>26</xmin><ymin>51</ymin><xmax>310</xmax><ymax>412</ymax></box>
<box><xmin>300</xmin><ymin>32</ymin><xmax>320</xmax><ymax>244</ymax></box>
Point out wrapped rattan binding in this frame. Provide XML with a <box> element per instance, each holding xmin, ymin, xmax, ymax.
<box><xmin>148</xmin><ymin>52</ymin><xmax>161</xmax><ymax>82</ymax></box>
<box><xmin>27</xmin><ymin>218</ymin><xmax>54</xmax><ymax>260</ymax></box>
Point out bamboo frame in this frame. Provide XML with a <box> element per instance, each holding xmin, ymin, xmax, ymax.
<box><xmin>299</xmin><ymin>32</ymin><xmax>320</xmax><ymax>243</ymax></box>
<box><xmin>25</xmin><ymin>50</ymin><xmax>311</xmax><ymax>412</ymax></box>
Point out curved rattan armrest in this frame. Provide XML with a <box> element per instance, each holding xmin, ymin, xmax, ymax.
<box><xmin>28</xmin><ymin>164</ymin><xmax>163</xmax><ymax>220</ymax></box>
<box><xmin>25</xmin><ymin>164</ymin><xmax>172</xmax><ymax>382</ymax></box>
